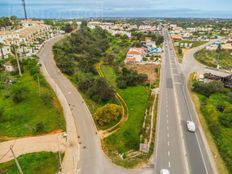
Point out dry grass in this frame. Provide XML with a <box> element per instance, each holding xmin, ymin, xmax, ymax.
<box><xmin>125</xmin><ymin>64</ymin><xmax>158</xmax><ymax>83</ymax></box>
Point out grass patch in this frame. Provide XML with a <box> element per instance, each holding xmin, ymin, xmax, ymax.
<box><xmin>195</xmin><ymin>49</ymin><xmax>232</xmax><ymax>69</ymax></box>
<box><xmin>188</xmin><ymin>75</ymin><xmax>231</xmax><ymax>174</ymax></box>
<box><xmin>102</xmin><ymin>65</ymin><xmax>151</xmax><ymax>167</ymax></box>
<box><xmin>0</xmin><ymin>71</ymin><xmax>65</xmax><ymax>137</ymax></box>
<box><xmin>0</xmin><ymin>152</ymin><xmax>61</xmax><ymax>174</ymax></box>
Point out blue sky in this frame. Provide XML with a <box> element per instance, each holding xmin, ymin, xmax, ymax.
<box><xmin>1</xmin><ymin>0</ymin><xmax>232</xmax><ymax>18</ymax></box>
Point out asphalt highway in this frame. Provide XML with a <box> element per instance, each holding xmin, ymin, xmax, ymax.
<box><xmin>154</xmin><ymin>28</ymin><xmax>217</xmax><ymax>174</ymax></box>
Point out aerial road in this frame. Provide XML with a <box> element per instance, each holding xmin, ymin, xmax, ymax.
<box><xmin>154</xmin><ymin>28</ymin><xmax>218</xmax><ymax>174</ymax></box>
<box><xmin>38</xmin><ymin>36</ymin><xmax>152</xmax><ymax>174</ymax></box>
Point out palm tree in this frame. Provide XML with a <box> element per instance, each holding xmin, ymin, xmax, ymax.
<box><xmin>10</xmin><ymin>44</ymin><xmax>22</xmax><ymax>77</ymax></box>
<box><xmin>0</xmin><ymin>42</ymin><xmax>5</xmax><ymax>59</ymax></box>
<box><xmin>20</xmin><ymin>42</ymin><xmax>27</xmax><ymax>55</ymax></box>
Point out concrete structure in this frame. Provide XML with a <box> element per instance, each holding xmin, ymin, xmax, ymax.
<box><xmin>125</xmin><ymin>47</ymin><xmax>147</xmax><ymax>63</ymax></box>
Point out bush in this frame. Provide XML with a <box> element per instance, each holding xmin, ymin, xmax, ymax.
<box><xmin>11</xmin><ymin>84</ymin><xmax>28</xmax><ymax>103</ymax></box>
<box><xmin>41</xmin><ymin>92</ymin><xmax>53</xmax><ymax>106</ymax></box>
<box><xmin>95</xmin><ymin>104</ymin><xmax>122</xmax><ymax>127</ymax></box>
<box><xmin>219</xmin><ymin>106</ymin><xmax>232</xmax><ymax>128</ymax></box>
<box><xmin>34</xmin><ymin>122</ymin><xmax>45</xmax><ymax>133</ymax></box>
<box><xmin>192</xmin><ymin>81</ymin><xmax>224</xmax><ymax>97</ymax></box>
<box><xmin>0</xmin><ymin>107</ymin><xmax>4</xmax><ymax>122</ymax></box>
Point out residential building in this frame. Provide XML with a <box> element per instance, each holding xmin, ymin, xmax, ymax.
<box><xmin>125</xmin><ymin>47</ymin><xmax>147</xmax><ymax>64</ymax></box>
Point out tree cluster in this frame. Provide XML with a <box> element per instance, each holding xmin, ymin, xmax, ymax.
<box><xmin>192</xmin><ymin>81</ymin><xmax>225</xmax><ymax>97</ymax></box>
<box><xmin>53</xmin><ymin>26</ymin><xmax>109</xmax><ymax>75</ymax></box>
<box><xmin>116</xmin><ymin>67</ymin><xmax>148</xmax><ymax>89</ymax></box>
<box><xmin>77</xmin><ymin>76</ymin><xmax>115</xmax><ymax>103</ymax></box>
<box><xmin>0</xmin><ymin>16</ymin><xmax>18</xmax><ymax>28</ymax></box>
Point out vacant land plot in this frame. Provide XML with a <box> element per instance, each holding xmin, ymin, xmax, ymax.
<box><xmin>195</xmin><ymin>49</ymin><xmax>232</xmax><ymax>69</ymax></box>
<box><xmin>125</xmin><ymin>64</ymin><xmax>159</xmax><ymax>83</ymax></box>
<box><xmin>0</xmin><ymin>152</ymin><xmax>61</xmax><ymax>174</ymax></box>
<box><xmin>0</xmin><ymin>63</ymin><xmax>65</xmax><ymax>137</ymax></box>
<box><xmin>102</xmin><ymin>65</ymin><xmax>151</xmax><ymax>167</ymax></box>
<box><xmin>174</xmin><ymin>40</ymin><xmax>207</xmax><ymax>62</ymax></box>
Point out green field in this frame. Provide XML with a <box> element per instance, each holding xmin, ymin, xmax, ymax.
<box><xmin>102</xmin><ymin>65</ymin><xmax>150</xmax><ymax>167</ymax></box>
<box><xmin>0</xmin><ymin>65</ymin><xmax>65</xmax><ymax>137</ymax></box>
<box><xmin>0</xmin><ymin>152</ymin><xmax>61</xmax><ymax>174</ymax></box>
<box><xmin>195</xmin><ymin>49</ymin><xmax>232</xmax><ymax>69</ymax></box>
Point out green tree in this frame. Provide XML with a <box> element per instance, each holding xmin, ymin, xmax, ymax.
<box><xmin>10</xmin><ymin>44</ymin><xmax>22</xmax><ymax>77</ymax></box>
<box><xmin>95</xmin><ymin>104</ymin><xmax>122</xmax><ymax>127</ymax></box>
<box><xmin>0</xmin><ymin>42</ymin><xmax>4</xmax><ymax>59</ymax></box>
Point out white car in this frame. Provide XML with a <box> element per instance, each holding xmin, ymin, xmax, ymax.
<box><xmin>160</xmin><ymin>169</ymin><xmax>170</xmax><ymax>174</ymax></box>
<box><xmin>187</xmin><ymin>121</ymin><xmax>196</xmax><ymax>132</ymax></box>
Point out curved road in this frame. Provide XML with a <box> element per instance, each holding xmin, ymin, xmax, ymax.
<box><xmin>38</xmin><ymin>36</ymin><xmax>152</xmax><ymax>174</ymax></box>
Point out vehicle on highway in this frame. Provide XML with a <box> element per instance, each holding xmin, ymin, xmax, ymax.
<box><xmin>186</xmin><ymin>120</ymin><xmax>196</xmax><ymax>132</ymax></box>
<box><xmin>160</xmin><ymin>169</ymin><xmax>170</xmax><ymax>174</ymax></box>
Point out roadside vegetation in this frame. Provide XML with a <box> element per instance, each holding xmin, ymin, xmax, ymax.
<box><xmin>0</xmin><ymin>152</ymin><xmax>61</xmax><ymax>174</ymax></box>
<box><xmin>53</xmin><ymin>22</ymin><xmax>162</xmax><ymax>167</ymax></box>
<box><xmin>195</xmin><ymin>49</ymin><xmax>232</xmax><ymax>69</ymax></box>
<box><xmin>191</xmin><ymin>79</ymin><xmax>232</xmax><ymax>173</ymax></box>
<box><xmin>101</xmin><ymin>65</ymin><xmax>152</xmax><ymax>167</ymax></box>
<box><xmin>0</xmin><ymin>57</ymin><xmax>65</xmax><ymax>137</ymax></box>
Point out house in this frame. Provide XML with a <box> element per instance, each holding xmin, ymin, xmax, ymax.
<box><xmin>125</xmin><ymin>47</ymin><xmax>147</xmax><ymax>64</ymax></box>
<box><xmin>3</xmin><ymin>62</ymin><xmax>15</xmax><ymax>72</ymax></box>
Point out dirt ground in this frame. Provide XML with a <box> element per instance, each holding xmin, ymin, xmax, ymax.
<box><xmin>125</xmin><ymin>64</ymin><xmax>159</xmax><ymax>83</ymax></box>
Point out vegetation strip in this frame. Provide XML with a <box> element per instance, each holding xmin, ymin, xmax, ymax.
<box><xmin>190</xmin><ymin>75</ymin><xmax>231</xmax><ymax>173</ymax></box>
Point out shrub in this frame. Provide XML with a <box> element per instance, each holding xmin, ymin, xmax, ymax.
<box><xmin>95</xmin><ymin>104</ymin><xmax>122</xmax><ymax>127</ymax></box>
<box><xmin>41</xmin><ymin>92</ymin><xmax>53</xmax><ymax>106</ymax></box>
<box><xmin>0</xmin><ymin>107</ymin><xmax>4</xmax><ymax>122</ymax></box>
<box><xmin>34</xmin><ymin>122</ymin><xmax>45</xmax><ymax>133</ymax></box>
<box><xmin>11</xmin><ymin>84</ymin><xmax>28</xmax><ymax>103</ymax></box>
<box><xmin>219</xmin><ymin>107</ymin><xmax>232</xmax><ymax>128</ymax></box>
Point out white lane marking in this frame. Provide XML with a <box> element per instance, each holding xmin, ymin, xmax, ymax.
<box><xmin>168</xmin><ymin>151</ymin><xmax>170</xmax><ymax>157</ymax></box>
<box><xmin>167</xmin><ymin>126</ymin><xmax>169</xmax><ymax>131</ymax></box>
<box><xmin>169</xmin><ymin>161</ymin><xmax>171</xmax><ymax>168</ymax></box>
<box><xmin>167</xmin><ymin>120</ymin><xmax>169</xmax><ymax>124</ymax></box>
<box><xmin>166</xmin><ymin>114</ymin><xmax>168</xmax><ymax>118</ymax></box>
<box><xmin>168</xmin><ymin>141</ymin><xmax>170</xmax><ymax>146</ymax></box>
<box><xmin>167</xmin><ymin>133</ymin><xmax>170</xmax><ymax>138</ymax></box>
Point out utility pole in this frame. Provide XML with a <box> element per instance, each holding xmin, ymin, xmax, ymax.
<box><xmin>57</xmin><ymin>136</ymin><xmax>62</xmax><ymax>172</ymax></box>
<box><xmin>10</xmin><ymin>145</ymin><xmax>24</xmax><ymax>174</ymax></box>
<box><xmin>22</xmin><ymin>0</ymin><xmax>28</xmax><ymax>20</ymax></box>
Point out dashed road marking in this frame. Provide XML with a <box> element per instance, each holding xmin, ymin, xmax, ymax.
<box><xmin>168</xmin><ymin>141</ymin><xmax>170</xmax><ymax>146</ymax></box>
<box><xmin>167</xmin><ymin>133</ymin><xmax>170</xmax><ymax>138</ymax></box>
<box><xmin>169</xmin><ymin>161</ymin><xmax>171</xmax><ymax>168</ymax></box>
<box><xmin>168</xmin><ymin>151</ymin><xmax>170</xmax><ymax>157</ymax></box>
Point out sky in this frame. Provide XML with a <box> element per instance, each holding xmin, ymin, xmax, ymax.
<box><xmin>0</xmin><ymin>0</ymin><xmax>232</xmax><ymax>19</ymax></box>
